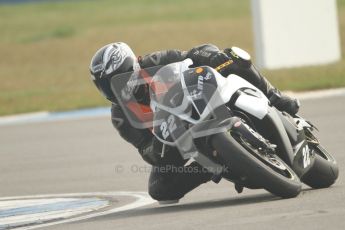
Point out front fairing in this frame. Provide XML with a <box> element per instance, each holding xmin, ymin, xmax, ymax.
<box><xmin>149</xmin><ymin>59</ymin><xmax>232</xmax><ymax>145</ymax></box>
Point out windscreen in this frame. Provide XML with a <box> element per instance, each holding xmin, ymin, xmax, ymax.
<box><xmin>149</xmin><ymin>61</ymin><xmax>191</xmax><ymax>113</ymax></box>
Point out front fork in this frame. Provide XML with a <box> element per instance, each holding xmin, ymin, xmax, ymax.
<box><xmin>265</xmin><ymin>108</ymin><xmax>316</xmax><ymax>178</ymax></box>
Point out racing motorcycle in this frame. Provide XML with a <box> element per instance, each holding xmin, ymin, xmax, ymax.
<box><xmin>111</xmin><ymin>48</ymin><xmax>339</xmax><ymax>198</ymax></box>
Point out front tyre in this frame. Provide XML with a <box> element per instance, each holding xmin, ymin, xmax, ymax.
<box><xmin>301</xmin><ymin>145</ymin><xmax>339</xmax><ymax>188</ymax></box>
<box><xmin>212</xmin><ymin>132</ymin><xmax>302</xmax><ymax>198</ymax></box>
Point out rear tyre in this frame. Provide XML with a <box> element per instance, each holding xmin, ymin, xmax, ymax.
<box><xmin>302</xmin><ymin>145</ymin><xmax>339</xmax><ymax>188</ymax></box>
<box><xmin>212</xmin><ymin>132</ymin><xmax>302</xmax><ymax>198</ymax></box>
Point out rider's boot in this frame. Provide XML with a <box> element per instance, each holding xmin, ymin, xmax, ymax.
<box><xmin>267</xmin><ymin>88</ymin><xmax>300</xmax><ymax>116</ymax></box>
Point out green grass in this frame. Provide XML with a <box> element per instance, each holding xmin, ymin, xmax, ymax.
<box><xmin>0</xmin><ymin>0</ymin><xmax>344</xmax><ymax>116</ymax></box>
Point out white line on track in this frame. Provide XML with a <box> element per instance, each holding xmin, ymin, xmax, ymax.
<box><xmin>0</xmin><ymin>88</ymin><xmax>344</xmax><ymax>126</ymax></box>
<box><xmin>284</xmin><ymin>87</ymin><xmax>345</xmax><ymax>100</ymax></box>
<box><xmin>0</xmin><ymin>112</ymin><xmax>50</xmax><ymax>126</ymax></box>
<box><xmin>0</xmin><ymin>191</ymin><xmax>156</xmax><ymax>230</ymax></box>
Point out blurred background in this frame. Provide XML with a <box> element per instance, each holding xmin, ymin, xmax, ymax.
<box><xmin>0</xmin><ymin>0</ymin><xmax>344</xmax><ymax>116</ymax></box>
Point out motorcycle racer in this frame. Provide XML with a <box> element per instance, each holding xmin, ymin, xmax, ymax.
<box><xmin>89</xmin><ymin>42</ymin><xmax>300</xmax><ymax>203</ymax></box>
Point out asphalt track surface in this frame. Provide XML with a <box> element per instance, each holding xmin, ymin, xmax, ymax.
<box><xmin>1</xmin><ymin>95</ymin><xmax>345</xmax><ymax>230</ymax></box>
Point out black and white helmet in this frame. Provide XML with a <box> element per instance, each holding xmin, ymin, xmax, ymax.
<box><xmin>89</xmin><ymin>42</ymin><xmax>137</xmax><ymax>101</ymax></box>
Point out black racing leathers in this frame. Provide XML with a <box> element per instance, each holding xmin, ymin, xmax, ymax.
<box><xmin>110</xmin><ymin>44</ymin><xmax>293</xmax><ymax>201</ymax></box>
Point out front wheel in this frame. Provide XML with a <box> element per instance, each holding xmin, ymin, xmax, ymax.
<box><xmin>301</xmin><ymin>144</ymin><xmax>339</xmax><ymax>188</ymax></box>
<box><xmin>211</xmin><ymin>132</ymin><xmax>302</xmax><ymax>198</ymax></box>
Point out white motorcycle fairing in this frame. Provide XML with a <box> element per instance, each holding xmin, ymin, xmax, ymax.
<box><xmin>214</xmin><ymin>72</ymin><xmax>270</xmax><ymax>120</ymax></box>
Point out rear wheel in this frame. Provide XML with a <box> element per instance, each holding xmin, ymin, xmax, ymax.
<box><xmin>212</xmin><ymin>132</ymin><xmax>302</xmax><ymax>198</ymax></box>
<box><xmin>302</xmin><ymin>144</ymin><xmax>339</xmax><ymax>188</ymax></box>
